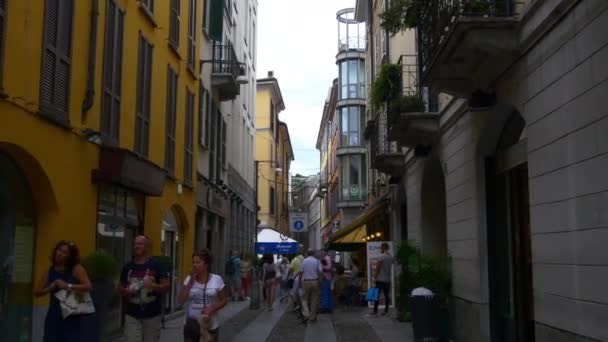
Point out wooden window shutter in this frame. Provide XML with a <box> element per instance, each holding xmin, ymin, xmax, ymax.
<box><xmin>198</xmin><ymin>82</ymin><xmax>204</xmax><ymax>146</ymax></box>
<box><xmin>165</xmin><ymin>67</ymin><xmax>177</xmax><ymax>175</ymax></box>
<box><xmin>204</xmin><ymin>91</ymin><xmax>211</xmax><ymax>146</ymax></box>
<box><xmin>209</xmin><ymin>0</ymin><xmax>224</xmax><ymax>41</ymax></box>
<box><xmin>184</xmin><ymin>89</ymin><xmax>194</xmax><ymax>185</ymax></box>
<box><xmin>40</xmin><ymin>0</ymin><xmax>74</xmax><ymax>125</ymax></box>
<box><xmin>221</xmin><ymin>119</ymin><xmax>226</xmax><ymax>168</ymax></box>
<box><xmin>135</xmin><ymin>33</ymin><xmax>153</xmax><ymax>157</ymax></box>
<box><xmin>0</xmin><ymin>0</ymin><xmax>7</xmax><ymax>92</ymax></box>
<box><xmin>169</xmin><ymin>0</ymin><xmax>180</xmax><ymax>48</ymax></box>
<box><xmin>187</xmin><ymin>0</ymin><xmax>196</xmax><ymax>72</ymax></box>
<box><xmin>101</xmin><ymin>0</ymin><xmax>124</xmax><ymax>145</ymax></box>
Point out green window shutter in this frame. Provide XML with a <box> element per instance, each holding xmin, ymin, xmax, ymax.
<box><xmin>209</xmin><ymin>0</ymin><xmax>224</xmax><ymax>41</ymax></box>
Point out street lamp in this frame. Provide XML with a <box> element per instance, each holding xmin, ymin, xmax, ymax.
<box><xmin>250</xmin><ymin>159</ymin><xmax>281</xmax><ymax>310</ymax></box>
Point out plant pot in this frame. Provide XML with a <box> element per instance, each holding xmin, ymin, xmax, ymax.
<box><xmin>90</xmin><ymin>280</ymin><xmax>115</xmax><ymax>341</ymax></box>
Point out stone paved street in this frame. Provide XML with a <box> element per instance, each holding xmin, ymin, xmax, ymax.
<box><xmin>158</xmin><ymin>300</ymin><xmax>413</xmax><ymax>342</ymax></box>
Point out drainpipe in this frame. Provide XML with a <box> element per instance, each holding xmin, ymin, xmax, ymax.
<box><xmin>82</xmin><ymin>0</ymin><xmax>99</xmax><ymax>115</ymax></box>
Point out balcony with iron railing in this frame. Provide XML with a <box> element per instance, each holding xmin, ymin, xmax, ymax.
<box><xmin>367</xmin><ymin>109</ymin><xmax>406</xmax><ymax>176</ymax></box>
<box><xmin>416</xmin><ymin>0</ymin><xmax>527</xmax><ymax>96</ymax></box>
<box><xmin>371</xmin><ymin>56</ymin><xmax>439</xmax><ymax>153</ymax></box>
<box><xmin>210</xmin><ymin>42</ymin><xmax>242</xmax><ymax>101</ymax></box>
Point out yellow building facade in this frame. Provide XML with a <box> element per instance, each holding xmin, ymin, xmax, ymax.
<box><xmin>0</xmin><ymin>1</ymin><xmax>200</xmax><ymax>340</ymax></box>
<box><xmin>255</xmin><ymin>72</ymin><xmax>293</xmax><ymax>236</ymax></box>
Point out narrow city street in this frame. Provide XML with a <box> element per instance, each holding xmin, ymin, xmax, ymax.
<box><xmin>159</xmin><ymin>300</ymin><xmax>412</xmax><ymax>342</ymax></box>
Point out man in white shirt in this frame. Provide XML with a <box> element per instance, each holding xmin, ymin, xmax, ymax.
<box><xmin>299</xmin><ymin>249</ymin><xmax>322</xmax><ymax>323</ymax></box>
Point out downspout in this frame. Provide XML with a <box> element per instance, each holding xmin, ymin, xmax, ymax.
<box><xmin>82</xmin><ymin>0</ymin><xmax>99</xmax><ymax>115</ymax></box>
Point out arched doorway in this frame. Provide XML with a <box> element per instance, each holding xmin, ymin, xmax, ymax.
<box><xmin>420</xmin><ymin>157</ymin><xmax>448</xmax><ymax>258</ymax></box>
<box><xmin>0</xmin><ymin>152</ymin><xmax>36</xmax><ymax>342</ymax></box>
<box><xmin>485</xmin><ymin>112</ymin><xmax>534</xmax><ymax>342</ymax></box>
<box><xmin>161</xmin><ymin>207</ymin><xmax>183</xmax><ymax>313</ymax></box>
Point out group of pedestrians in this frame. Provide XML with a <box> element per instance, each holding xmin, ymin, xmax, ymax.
<box><xmin>36</xmin><ymin>236</ymin><xmax>230</xmax><ymax>342</ymax></box>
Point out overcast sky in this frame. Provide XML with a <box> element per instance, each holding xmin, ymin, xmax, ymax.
<box><xmin>257</xmin><ymin>0</ymin><xmax>356</xmax><ymax>177</ymax></box>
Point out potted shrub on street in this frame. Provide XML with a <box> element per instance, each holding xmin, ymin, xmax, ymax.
<box><xmin>81</xmin><ymin>250</ymin><xmax>120</xmax><ymax>340</ymax></box>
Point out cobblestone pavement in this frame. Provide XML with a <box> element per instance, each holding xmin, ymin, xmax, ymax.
<box><xmin>332</xmin><ymin>308</ymin><xmax>382</xmax><ymax>342</ymax></box>
<box><xmin>158</xmin><ymin>302</ymin><xmax>413</xmax><ymax>342</ymax></box>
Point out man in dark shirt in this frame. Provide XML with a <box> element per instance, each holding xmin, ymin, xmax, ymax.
<box><xmin>119</xmin><ymin>235</ymin><xmax>169</xmax><ymax>342</ymax></box>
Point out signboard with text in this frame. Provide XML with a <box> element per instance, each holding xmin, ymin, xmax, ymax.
<box><xmin>255</xmin><ymin>242</ymin><xmax>299</xmax><ymax>254</ymax></box>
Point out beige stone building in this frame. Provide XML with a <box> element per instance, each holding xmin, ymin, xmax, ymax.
<box><xmin>355</xmin><ymin>0</ymin><xmax>608</xmax><ymax>341</ymax></box>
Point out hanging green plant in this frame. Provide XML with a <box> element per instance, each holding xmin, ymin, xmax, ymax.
<box><xmin>371</xmin><ymin>63</ymin><xmax>402</xmax><ymax>109</ymax></box>
<box><xmin>380</xmin><ymin>0</ymin><xmax>418</xmax><ymax>35</ymax></box>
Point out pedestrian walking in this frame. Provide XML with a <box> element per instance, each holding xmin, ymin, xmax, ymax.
<box><xmin>119</xmin><ymin>235</ymin><xmax>169</xmax><ymax>342</ymax></box>
<box><xmin>262</xmin><ymin>253</ymin><xmax>278</xmax><ymax>310</ymax></box>
<box><xmin>300</xmin><ymin>249</ymin><xmax>322</xmax><ymax>323</ymax></box>
<box><xmin>179</xmin><ymin>249</ymin><xmax>227</xmax><ymax>342</ymax></box>
<box><xmin>348</xmin><ymin>258</ymin><xmax>360</xmax><ymax>308</ymax></box>
<box><xmin>225</xmin><ymin>250</ymin><xmax>243</xmax><ymax>301</ymax></box>
<box><xmin>367</xmin><ymin>242</ymin><xmax>394</xmax><ymax>317</ymax></box>
<box><xmin>240</xmin><ymin>254</ymin><xmax>252</xmax><ymax>299</ymax></box>
<box><xmin>278</xmin><ymin>256</ymin><xmax>290</xmax><ymax>303</ymax></box>
<box><xmin>288</xmin><ymin>251</ymin><xmax>304</xmax><ymax>313</ymax></box>
<box><xmin>320</xmin><ymin>249</ymin><xmax>334</xmax><ymax>313</ymax></box>
<box><xmin>35</xmin><ymin>240</ymin><xmax>93</xmax><ymax>342</ymax></box>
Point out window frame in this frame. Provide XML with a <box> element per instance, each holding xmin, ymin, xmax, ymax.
<box><xmin>340</xmin><ymin>106</ymin><xmax>364</xmax><ymax>147</ymax></box>
<box><xmin>339</xmin><ymin>154</ymin><xmax>367</xmax><ymax>202</ymax></box>
<box><xmin>101</xmin><ymin>0</ymin><xmax>125</xmax><ymax>146</ymax></box>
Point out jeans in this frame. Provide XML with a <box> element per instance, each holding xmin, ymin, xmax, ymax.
<box><xmin>321</xmin><ymin>278</ymin><xmax>334</xmax><ymax>312</ymax></box>
<box><xmin>373</xmin><ymin>281</ymin><xmax>390</xmax><ymax>314</ymax></box>
<box><xmin>125</xmin><ymin>315</ymin><xmax>162</xmax><ymax>342</ymax></box>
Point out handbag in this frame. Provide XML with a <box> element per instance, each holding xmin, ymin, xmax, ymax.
<box><xmin>365</xmin><ymin>287</ymin><xmax>379</xmax><ymax>302</ymax></box>
<box><xmin>54</xmin><ymin>289</ymin><xmax>96</xmax><ymax>319</ymax></box>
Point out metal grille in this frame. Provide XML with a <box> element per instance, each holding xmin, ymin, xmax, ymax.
<box><xmin>212</xmin><ymin>42</ymin><xmax>240</xmax><ymax>80</ymax></box>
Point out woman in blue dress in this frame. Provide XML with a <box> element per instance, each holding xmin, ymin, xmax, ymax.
<box><xmin>35</xmin><ymin>240</ymin><xmax>92</xmax><ymax>342</ymax></box>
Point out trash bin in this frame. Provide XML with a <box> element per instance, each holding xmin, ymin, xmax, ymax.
<box><xmin>410</xmin><ymin>287</ymin><xmax>441</xmax><ymax>342</ymax></box>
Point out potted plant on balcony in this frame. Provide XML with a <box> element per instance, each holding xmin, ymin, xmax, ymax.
<box><xmin>462</xmin><ymin>0</ymin><xmax>493</xmax><ymax>17</ymax></box>
<box><xmin>371</xmin><ymin>63</ymin><xmax>402</xmax><ymax>109</ymax></box>
<box><xmin>388</xmin><ymin>95</ymin><xmax>426</xmax><ymax>119</ymax></box>
<box><xmin>81</xmin><ymin>250</ymin><xmax>120</xmax><ymax>339</ymax></box>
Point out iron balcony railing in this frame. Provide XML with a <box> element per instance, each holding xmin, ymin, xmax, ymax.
<box><xmin>211</xmin><ymin>42</ymin><xmax>240</xmax><ymax>80</ymax></box>
<box><xmin>371</xmin><ymin>109</ymin><xmax>403</xmax><ymax>164</ymax></box>
<box><xmin>417</xmin><ymin>0</ymin><xmax>519</xmax><ymax>79</ymax></box>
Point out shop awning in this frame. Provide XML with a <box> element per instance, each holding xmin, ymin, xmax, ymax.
<box><xmin>328</xmin><ymin>199</ymin><xmax>389</xmax><ymax>245</ymax></box>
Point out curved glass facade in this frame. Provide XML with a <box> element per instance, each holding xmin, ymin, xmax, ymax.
<box><xmin>336</xmin><ymin>8</ymin><xmax>367</xmax><ymax>204</ymax></box>
<box><xmin>339</xmin><ymin>59</ymin><xmax>366</xmax><ymax>100</ymax></box>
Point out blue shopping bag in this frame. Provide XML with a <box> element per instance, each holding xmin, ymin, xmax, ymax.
<box><xmin>365</xmin><ymin>287</ymin><xmax>379</xmax><ymax>302</ymax></box>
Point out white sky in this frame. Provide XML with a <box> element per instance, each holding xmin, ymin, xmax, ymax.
<box><xmin>257</xmin><ymin>0</ymin><xmax>356</xmax><ymax>177</ymax></box>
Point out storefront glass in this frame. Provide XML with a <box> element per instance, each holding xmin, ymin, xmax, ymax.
<box><xmin>0</xmin><ymin>153</ymin><xmax>35</xmax><ymax>342</ymax></box>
